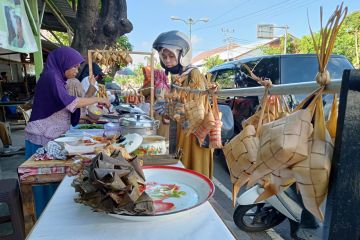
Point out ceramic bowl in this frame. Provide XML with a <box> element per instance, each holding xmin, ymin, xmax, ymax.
<box><xmin>133</xmin><ymin>135</ymin><xmax>166</xmax><ymax>156</ymax></box>
<box><xmin>88</xmin><ymin>105</ymin><xmax>103</xmax><ymax>120</ymax></box>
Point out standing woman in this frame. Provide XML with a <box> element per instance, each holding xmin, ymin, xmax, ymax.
<box><xmin>25</xmin><ymin>47</ymin><xmax>110</xmax><ymax>159</ymax></box>
<box><xmin>152</xmin><ymin>31</ymin><xmax>214</xmax><ymax>178</ymax></box>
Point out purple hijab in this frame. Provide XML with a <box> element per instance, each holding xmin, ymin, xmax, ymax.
<box><xmin>30</xmin><ymin>47</ymin><xmax>84</xmax><ymax>126</ymax></box>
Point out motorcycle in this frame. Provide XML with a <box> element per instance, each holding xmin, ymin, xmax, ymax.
<box><xmin>233</xmin><ymin>184</ymin><xmax>320</xmax><ymax>238</ymax></box>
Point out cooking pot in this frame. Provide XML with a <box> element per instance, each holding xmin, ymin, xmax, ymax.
<box><xmin>115</xmin><ymin>103</ymin><xmax>145</xmax><ymax>115</ymax></box>
<box><xmin>119</xmin><ymin>114</ymin><xmax>159</xmax><ymax>136</ymax></box>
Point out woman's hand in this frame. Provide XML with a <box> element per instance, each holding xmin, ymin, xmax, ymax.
<box><xmin>97</xmin><ymin>97</ymin><xmax>111</xmax><ymax>109</ymax></box>
<box><xmin>89</xmin><ymin>75</ymin><xmax>96</xmax><ymax>86</ymax></box>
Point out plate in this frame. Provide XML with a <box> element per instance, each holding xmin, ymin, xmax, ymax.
<box><xmin>114</xmin><ymin>133</ymin><xmax>143</xmax><ymax>153</ymax></box>
<box><xmin>108</xmin><ymin>166</ymin><xmax>214</xmax><ymax>221</ymax></box>
<box><xmin>54</xmin><ymin>136</ymin><xmax>80</xmax><ymax>145</ymax></box>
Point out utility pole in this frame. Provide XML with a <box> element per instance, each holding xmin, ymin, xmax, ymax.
<box><xmin>170</xmin><ymin>16</ymin><xmax>209</xmax><ymax>42</ymax></box>
<box><xmin>283</xmin><ymin>25</ymin><xmax>289</xmax><ymax>54</ymax></box>
<box><xmin>222</xmin><ymin>28</ymin><xmax>234</xmax><ymax>61</ymax></box>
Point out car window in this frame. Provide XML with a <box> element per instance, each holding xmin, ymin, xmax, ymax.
<box><xmin>239</xmin><ymin>57</ymin><xmax>279</xmax><ymax>86</ymax></box>
<box><xmin>252</xmin><ymin>57</ymin><xmax>279</xmax><ymax>83</ymax></box>
<box><xmin>213</xmin><ymin>69</ymin><xmax>236</xmax><ymax>89</ymax></box>
<box><xmin>281</xmin><ymin>56</ymin><xmax>353</xmax><ymax>84</ymax></box>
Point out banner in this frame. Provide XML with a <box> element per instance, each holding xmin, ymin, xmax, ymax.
<box><xmin>0</xmin><ymin>0</ymin><xmax>38</xmax><ymax>53</ymax></box>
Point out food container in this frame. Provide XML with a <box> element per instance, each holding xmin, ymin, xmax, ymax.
<box><xmin>133</xmin><ymin>135</ymin><xmax>166</xmax><ymax>156</ymax></box>
<box><xmin>88</xmin><ymin>104</ymin><xmax>103</xmax><ymax>120</ymax></box>
<box><xmin>114</xmin><ymin>103</ymin><xmax>145</xmax><ymax>115</ymax></box>
<box><xmin>119</xmin><ymin>114</ymin><xmax>159</xmax><ymax>136</ymax></box>
<box><xmin>104</xmin><ymin>123</ymin><xmax>121</xmax><ymax>138</ymax></box>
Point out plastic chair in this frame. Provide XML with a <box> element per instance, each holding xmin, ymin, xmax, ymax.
<box><xmin>0</xmin><ymin>179</ymin><xmax>25</xmax><ymax>240</ymax></box>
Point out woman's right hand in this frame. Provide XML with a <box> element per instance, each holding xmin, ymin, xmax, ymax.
<box><xmin>89</xmin><ymin>75</ymin><xmax>96</xmax><ymax>86</ymax></box>
<box><xmin>97</xmin><ymin>97</ymin><xmax>111</xmax><ymax>108</ymax></box>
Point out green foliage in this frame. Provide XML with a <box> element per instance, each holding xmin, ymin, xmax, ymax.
<box><xmin>47</xmin><ymin>31</ymin><xmax>70</xmax><ymax>46</ymax></box>
<box><xmin>260</xmin><ymin>10</ymin><xmax>360</xmax><ymax>68</ymax></box>
<box><xmin>295</xmin><ymin>11</ymin><xmax>360</xmax><ymax>67</ymax></box>
<box><xmin>261</xmin><ymin>36</ymin><xmax>297</xmax><ymax>55</ymax></box>
<box><xmin>115</xmin><ymin>35</ymin><xmax>133</xmax><ymax>51</ymax></box>
<box><xmin>203</xmin><ymin>55</ymin><xmax>224</xmax><ymax>72</ymax></box>
<box><xmin>113</xmin><ymin>64</ymin><xmax>145</xmax><ymax>87</ymax></box>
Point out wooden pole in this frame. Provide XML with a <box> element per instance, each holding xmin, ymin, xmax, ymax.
<box><xmin>88</xmin><ymin>50</ymin><xmax>93</xmax><ymax>83</ymax></box>
<box><xmin>87</xmin><ymin>49</ymin><xmax>155</xmax><ymax>117</ymax></box>
<box><xmin>28</xmin><ymin>0</ymin><xmax>43</xmax><ymax>81</ymax></box>
<box><xmin>150</xmin><ymin>51</ymin><xmax>155</xmax><ymax>118</ymax></box>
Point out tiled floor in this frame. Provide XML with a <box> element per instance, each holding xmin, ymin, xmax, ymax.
<box><xmin>0</xmin><ymin>125</ymin><xmax>27</xmax><ymax>180</ymax></box>
<box><xmin>0</xmin><ymin>125</ymin><xmax>26</xmax><ymax>237</ymax></box>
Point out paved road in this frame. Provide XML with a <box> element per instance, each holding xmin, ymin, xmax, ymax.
<box><xmin>212</xmin><ymin>150</ymin><xmax>292</xmax><ymax>240</ymax></box>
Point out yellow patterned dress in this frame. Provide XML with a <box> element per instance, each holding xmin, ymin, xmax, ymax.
<box><xmin>176</xmin><ymin>68</ymin><xmax>214</xmax><ymax>178</ymax></box>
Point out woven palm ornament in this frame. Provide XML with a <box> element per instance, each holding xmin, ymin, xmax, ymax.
<box><xmin>209</xmin><ymin>95</ymin><xmax>223</xmax><ymax>148</ymax></box>
<box><xmin>242</xmin><ymin>4</ymin><xmax>346</xmax><ymax>221</ymax></box>
<box><xmin>184</xmin><ymin>93</ymin><xmax>205</xmax><ymax>134</ymax></box>
<box><xmin>291</xmin><ymin>94</ymin><xmax>333</xmax><ymax>221</ymax></box>
<box><xmin>194</xmin><ymin>99</ymin><xmax>216</xmax><ymax>144</ymax></box>
<box><xmin>223</xmin><ymin>87</ymin><xmax>270</xmax><ymax>206</ymax></box>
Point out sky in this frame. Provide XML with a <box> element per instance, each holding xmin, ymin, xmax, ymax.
<box><xmin>126</xmin><ymin>0</ymin><xmax>360</xmax><ymax>62</ymax></box>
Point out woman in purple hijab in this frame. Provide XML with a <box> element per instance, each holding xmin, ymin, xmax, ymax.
<box><xmin>25</xmin><ymin>47</ymin><xmax>110</xmax><ymax>158</ymax></box>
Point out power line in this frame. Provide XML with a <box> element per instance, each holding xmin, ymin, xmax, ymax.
<box><xmin>210</xmin><ymin>0</ymin><xmax>248</xmax><ymax>23</ymax></box>
<box><xmin>193</xmin><ymin>0</ymin><xmax>296</xmax><ymax>31</ymax></box>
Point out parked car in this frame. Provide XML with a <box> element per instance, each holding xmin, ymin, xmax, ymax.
<box><xmin>208</xmin><ymin>54</ymin><xmax>354</xmax><ymax>133</ymax></box>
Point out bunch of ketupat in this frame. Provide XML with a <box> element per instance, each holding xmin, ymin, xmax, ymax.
<box><xmin>71</xmin><ymin>150</ymin><xmax>155</xmax><ymax>216</ymax></box>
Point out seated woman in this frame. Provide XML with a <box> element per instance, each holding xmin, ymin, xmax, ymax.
<box><xmin>25</xmin><ymin>46</ymin><xmax>110</xmax><ymax>159</ymax></box>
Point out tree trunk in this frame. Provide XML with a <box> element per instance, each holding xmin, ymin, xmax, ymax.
<box><xmin>71</xmin><ymin>0</ymin><xmax>133</xmax><ymax>56</ymax></box>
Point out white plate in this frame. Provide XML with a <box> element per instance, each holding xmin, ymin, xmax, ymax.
<box><xmin>114</xmin><ymin>133</ymin><xmax>143</xmax><ymax>153</ymax></box>
<box><xmin>54</xmin><ymin>137</ymin><xmax>81</xmax><ymax>146</ymax></box>
<box><xmin>108</xmin><ymin>166</ymin><xmax>214</xmax><ymax>221</ymax></box>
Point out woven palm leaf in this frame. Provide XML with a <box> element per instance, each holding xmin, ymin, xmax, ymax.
<box><xmin>248</xmin><ymin>106</ymin><xmax>314</xmax><ymax>186</ymax></box>
<box><xmin>291</xmin><ymin>95</ymin><xmax>333</xmax><ymax>222</ymax></box>
<box><xmin>223</xmin><ymin>88</ymin><xmax>270</xmax><ymax>206</ymax></box>
<box><xmin>255</xmin><ymin>168</ymin><xmax>295</xmax><ymax>203</ymax></box>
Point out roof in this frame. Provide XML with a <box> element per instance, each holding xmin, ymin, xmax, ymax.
<box><xmin>0</xmin><ymin>40</ymin><xmax>59</xmax><ymax>63</ymax></box>
<box><xmin>192</xmin><ymin>34</ymin><xmax>298</xmax><ymax>66</ymax></box>
<box><xmin>191</xmin><ymin>43</ymin><xmax>240</xmax><ymax>64</ymax></box>
<box><xmin>38</xmin><ymin>0</ymin><xmax>76</xmax><ymax>32</ymax></box>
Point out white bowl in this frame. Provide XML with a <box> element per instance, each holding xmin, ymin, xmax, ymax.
<box><xmin>54</xmin><ymin>137</ymin><xmax>80</xmax><ymax>147</ymax></box>
<box><xmin>133</xmin><ymin>135</ymin><xmax>166</xmax><ymax>156</ymax></box>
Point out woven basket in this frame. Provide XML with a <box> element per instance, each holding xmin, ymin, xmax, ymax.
<box><xmin>291</xmin><ymin>94</ymin><xmax>333</xmax><ymax>221</ymax></box>
<box><xmin>194</xmin><ymin>99</ymin><xmax>215</xmax><ymax>144</ymax></box>
<box><xmin>247</xmin><ymin>89</ymin><xmax>323</xmax><ymax>186</ymax></box>
<box><xmin>255</xmin><ymin>168</ymin><xmax>295</xmax><ymax>203</ymax></box>
<box><xmin>184</xmin><ymin>94</ymin><xmax>205</xmax><ymax>134</ymax></box>
<box><xmin>243</xmin><ymin>95</ymin><xmax>289</xmax><ymax>129</ymax></box>
<box><xmin>223</xmin><ymin>88</ymin><xmax>270</xmax><ymax>206</ymax></box>
<box><xmin>209</xmin><ymin>95</ymin><xmax>223</xmax><ymax>149</ymax></box>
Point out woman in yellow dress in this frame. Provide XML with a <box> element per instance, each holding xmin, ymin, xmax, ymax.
<box><xmin>153</xmin><ymin>31</ymin><xmax>214</xmax><ymax>178</ymax></box>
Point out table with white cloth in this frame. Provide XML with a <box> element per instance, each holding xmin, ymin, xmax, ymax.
<box><xmin>26</xmin><ymin>174</ymin><xmax>235</xmax><ymax>240</ymax></box>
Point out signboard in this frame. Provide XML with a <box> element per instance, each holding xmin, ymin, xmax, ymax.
<box><xmin>0</xmin><ymin>0</ymin><xmax>38</xmax><ymax>53</ymax></box>
<box><xmin>257</xmin><ymin>24</ymin><xmax>274</xmax><ymax>39</ymax></box>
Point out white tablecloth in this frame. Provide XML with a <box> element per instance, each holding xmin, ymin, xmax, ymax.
<box><xmin>27</xmin><ymin>174</ymin><xmax>235</xmax><ymax>240</ymax></box>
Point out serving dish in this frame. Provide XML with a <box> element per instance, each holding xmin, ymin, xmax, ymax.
<box><xmin>108</xmin><ymin>166</ymin><xmax>214</xmax><ymax>221</ymax></box>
